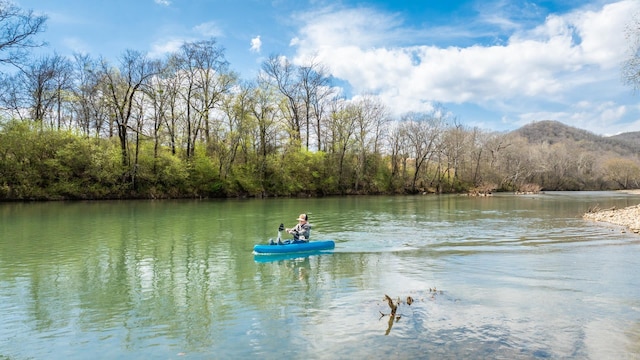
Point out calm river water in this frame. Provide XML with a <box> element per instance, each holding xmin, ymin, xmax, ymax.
<box><xmin>1</xmin><ymin>192</ymin><xmax>639</xmax><ymax>359</ymax></box>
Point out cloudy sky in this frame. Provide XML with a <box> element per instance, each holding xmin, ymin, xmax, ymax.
<box><xmin>16</xmin><ymin>0</ymin><xmax>640</xmax><ymax>136</ymax></box>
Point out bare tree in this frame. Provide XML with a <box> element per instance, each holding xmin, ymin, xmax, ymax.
<box><xmin>143</xmin><ymin>58</ymin><xmax>172</xmax><ymax>165</ymax></box>
<box><xmin>603</xmin><ymin>157</ymin><xmax>640</xmax><ymax>189</ymax></box>
<box><xmin>262</xmin><ymin>55</ymin><xmax>302</xmax><ymax>144</ymax></box>
<box><xmin>0</xmin><ymin>71</ymin><xmax>27</xmax><ymax>119</ymax></box>
<box><xmin>401</xmin><ymin>111</ymin><xmax>444</xmax><ymax>193</ymax></box>
<box><xmin>491</xmin><ymin>134</ymin><xmax>532</xmax><ymax>190</ymax></box>
<box><xmin>386</xmin><ymin>121</ymin><xmax>410</xmax><ymax>190</ymax></box>
<box><xmin>249</xmin><ymin>75</ymin><xmax>281</xmax><ymax>190</ymax></box>
<box><xmin>71</xmin><ymin>53</ymin><xmax>109</xmax><ymax>137</ymax></box>
<box><xmin>25</xmin><ymin>55</ymin><xmax>56</xmax><ymax>123</ymax></box>
<box><xmin>328</xmin><ymin>98</ymin><xmax>358</xmax><ymax>192</ymax></box>
<box><xmin>0</xmin><ymin>0</ymin><xmax>47</xmax><ymax>68</ymax></box>
<box><xmin>298</xmin><ymin>56</ymin><xmax>332</xmax><ymax>150</ymax></box>
<box><xmin>467</xmin><ymin>127</ymin><xmax>491</xmax><ymax>187</ymax></box>
<box><xmin>51</xmin><ymin>56</ymin><xmax>73</xmax><ymax>130</ymax></box>
<box><xmin>262</xmin><ymin>55</ymin><xmax>333</xmax><ymax>150</ymax></box>
<box><xmin>18</xmin><ymin>54</ymin><xmax>72</xmax><ymax>128</ymax></box>
<box><xmin>161</xmin><ymin>54</ymin><xmax>187</xmax><ymax>155</ymax></box>
<box><xmin>218</xmin><ymin>83</ymin><xmax>251</xmax><ymax>180</ymax></box>
<box><xmin>439</xmin><ymin>120</ymin><xmax>467</xmax><ymax>190</ymax></box>
<box><xmin>100</xmin><ymin>50</ymin><xmax>159</xmax><ymax>170</ymax></box>
<box><xmin>623</xmin><ymin>14</ymin><xmax>640</xmax><ymax>91</ymax></box>
<box><xmin>176</xmin><ymin>39</ymin><xmax>236</xmax><ymax>159</ymax></box>
<box><xmin>352</xmin><ymin>95</ymin><xmax>388</xmax><ymax>191</ymax></box>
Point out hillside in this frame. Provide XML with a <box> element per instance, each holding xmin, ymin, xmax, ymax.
<box><xmin>610</xmin><ymin>131</ymin><xmax>640</xmax><ymax>149</ymax></box>
<box><xmin>513</xmin><ymin>120</ymin><xmax>640</xmax><ymax>156</ymax></box>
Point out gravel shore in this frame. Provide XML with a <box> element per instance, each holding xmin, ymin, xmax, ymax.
<box><xmin>583</xmin><ymin>191</ymin><xmax>640</xmax><ymax>234</ymax></box>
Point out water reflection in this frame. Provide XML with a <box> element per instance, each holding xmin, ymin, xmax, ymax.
<box><xmin>253</xmin><ymin>251</ymin><xmax>333</xmax><ymax>263</ymax></box>
<box><xmin>0</xmin><ymin>193</ymin><xmax>639</xmax><ymax>359</ymax></box>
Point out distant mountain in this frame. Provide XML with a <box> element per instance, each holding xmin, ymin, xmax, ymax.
<box><xmin>512</xmin><ymin>120</ymin><xmax>640</xmax><ymax>156</ymax></box>
<box><xmin>513</xmin><ymin>120</ymin><xmax>598</xmax><ymax>144</ymax></box>
<box><xmin>609</xmin><ymin>131</ymin><xmax>640</xmax><ymax>148</ymax></box>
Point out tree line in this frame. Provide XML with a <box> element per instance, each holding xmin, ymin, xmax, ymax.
<box><xmin>0</xmin><ymin>3</ymin><xmax>638</xmax><ymax>200</ymax></box>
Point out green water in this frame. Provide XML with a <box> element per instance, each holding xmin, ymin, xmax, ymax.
<box><xmin>1</xmin><ymin>193</ymin><xmax>640</xmax><ymax>359</ymax></box>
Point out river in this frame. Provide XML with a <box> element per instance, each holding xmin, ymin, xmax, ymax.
<box><xmin>1</xmin><ymin>192</ymin><xmax>639</xmax><ymax>359</ymax></box>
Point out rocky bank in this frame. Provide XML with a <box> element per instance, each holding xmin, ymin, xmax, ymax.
<box><xmin>583</xmin><ymin>191</ymin><xmax>640</xmax><ymax>234</ymax></box>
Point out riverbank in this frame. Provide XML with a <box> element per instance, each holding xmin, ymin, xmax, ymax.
<box><xmin>583</xmin><ymin>191</ymin><xmax>640</xmax><ymax>233</ymax></box>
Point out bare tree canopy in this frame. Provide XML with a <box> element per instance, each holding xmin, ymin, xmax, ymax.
<box><xmin>623</xmin><ymin>14</ymin><xmax>640</xmax><ymax>91</ymax></box>
<box><xmin>0</xmin><ymin>0</ymin><xmax>47</xmax><ymax>67</ymax></box>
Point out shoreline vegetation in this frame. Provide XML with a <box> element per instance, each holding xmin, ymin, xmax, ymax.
<box><xmin>583</xmin><ymin>190</ymin><xmax>640</xmax><ymax>234</ymax></box>
<box><xmin>1</xmin><ymin>119</ymin><xmax>639</xmax><ymax>202</ymax></box>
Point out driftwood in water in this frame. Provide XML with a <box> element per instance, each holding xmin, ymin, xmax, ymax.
<box><xmin>379</xmin><ymin>290</ymin><xmax>445</xmax><ymax>335</ymax></box>
<box><xmin>380</xmin><ymin>294</ymin><xmax>416</xmax><ymax>335</ymax></box>
<box><xmin>383</xmin><ymin>294</ymin><xmax>397</xmax><ymax>316</ymax></box>
<box><xmin>381</xmin><ymin>294</ymin><xmax>416</xmax><ymax>316</ymax></box>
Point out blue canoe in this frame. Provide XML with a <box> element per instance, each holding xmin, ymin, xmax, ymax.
<box><xmin>253</xmin><ymin>240</ymin><xmax>335</xmax><ymax>255</ymax></box>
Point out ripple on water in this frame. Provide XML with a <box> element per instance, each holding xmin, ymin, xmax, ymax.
<box><xmin>328</xmin><ymin>209</ymin><xmax>638</xmax><ymax>257</ymax></box>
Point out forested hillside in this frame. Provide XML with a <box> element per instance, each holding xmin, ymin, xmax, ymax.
<box><xmin>508</xmin><ymin>120</ymin><xmax>640</xmax><ymax>191</ymax></box>
<box><xmin>610</xmin><ymin>131</ymin><xmax>640</xmax><ymax>151</ymax></box>
<box><xmin>515</xmin><ymin>120</ymin><xmax>640</xmax><ymax>157</ymax></box>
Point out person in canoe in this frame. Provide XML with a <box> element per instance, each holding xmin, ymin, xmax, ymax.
<box><xmin>270</xmin><ymin>213</ymin><xmax>311</xmax><ymax>245</ymax></box>
<box><xmin>287</xmin><ymin>213</ymin><xmax>311</xmax><ymax>242</ymax></box>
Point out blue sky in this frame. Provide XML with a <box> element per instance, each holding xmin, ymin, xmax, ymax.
<box><xmin>16</xmin><ymin>0</ymin><xmax>640</xmax><ymax>136</ymax></box>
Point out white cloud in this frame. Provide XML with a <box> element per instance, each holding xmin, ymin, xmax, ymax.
<box><xmin>250</xmin><ymin>36</ymin><xmax>262</xmax><ymax>53</ymax></box>
<box><xmin>146</xmin><ymin>21</ymin><xmax>223</xmax><ymax>59</ymax></box>
<box><xmin>193</xmin><ymin>21</ymin><xmax>223</xmax><ymax>38</ymax></box>
<box><xmin>293</xmin><ymin>7</ymin><xmax>405</xmax><ymax>50</ymax></box>
<box><xmin>566</xmin><ymin>2</ymin><xmax>634</xmax><ymax>68</ymax></box>
<box><xmin>62</xmin><ymin>37</ymin><xmax>90</xmax><ymax>55</ymax></box>
<box><xmin>154</xmin><ymin>0</ymin><xmax>171</xmax><ymax>6</ymax></box>
<box><xmin>148</xmin><ymin>38</ymin><xmax>186</xmax><ymax>58</ymax></box>
<box><xmin>289</xmin><ymin>0</ymin><xmax>640</xmax><ymax>133</ymax></box>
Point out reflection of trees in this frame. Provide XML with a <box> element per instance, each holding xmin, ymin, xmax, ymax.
<box><xmin>1</xmin><ymin>200</ymin><xmax>373</xmax><ymax>354</ymax></box>
<box><xmin>0</xmin><ymin>201</ymin><xmax>272</xmax><ymax>351</ymax></box>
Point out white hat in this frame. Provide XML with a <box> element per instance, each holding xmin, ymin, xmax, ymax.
<box><xmin>296</xmin><ymin>214</ymin><xmax>308</xmax><ymax>221</ymax></box>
